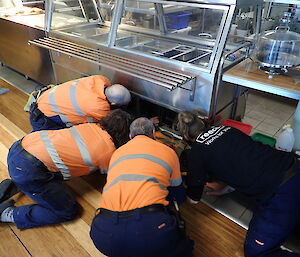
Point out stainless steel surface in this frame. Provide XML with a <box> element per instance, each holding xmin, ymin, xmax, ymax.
<box><xmin>154</xmin><ymin>3</ymin><xmax>168</xmax><ymax>34</ymax></box>
<box><xmin>31</xmin><ymin>0</ymin><xmax>262</xmax><ymax>119</ymax></box>
<box><xmin>0</xmin><ymin>18</ymin><xmax>55</xmax><ymax>84</ymax></box>
<box><xmin>213</xmin><ymin>42</ymin><xmax>251</xmax><ymax>120</ymax></box>
<box><xmin>29</xmin><ymin>36</ymin><xmax>195</xmax><ymax>90</ymax></box>
<box><xmin>107</xmin><ymin>0</ymin><xmax>124</xmax><ymax>47</ymax></box>
<box><xmin>44</xmin><ymin>0</ymin><xmax>53</xmax><ymax>32</ymax></box>
<box><xmin>59</xmin><ymin>23</ymin><xmax>109</xmax><ymax>38</ymax></box>
<box><xmin>129</xmin><ymin>0</ymin><xmax>262</xmax><ymax>7</ymax></box>
<box><xmin>264</xmin><ymin>0</ymin><xmax>300</xmax><ymax>4</ymax></box>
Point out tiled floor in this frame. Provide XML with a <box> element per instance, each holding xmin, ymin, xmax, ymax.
<box><xmin>243</xmin><ymin>90</ymin><xmax>297</xmax><ymax>139</ymax></box>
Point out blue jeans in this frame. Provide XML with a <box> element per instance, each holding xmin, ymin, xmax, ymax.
<box><xmin>29</xmin><ymin>103</ymin><xmax>66</xmax><ymax>132</ymax></box>
<box><xmin>244</xmin><ymin>165</ymin><xmax>300</xmax><ymax>257</ymax></box>
<box><xmin>7</xmin><ymin>141</ymin><xmax>78</xmax><ymax>229</ymax></box>
<box><xmin>90</xmin><ymin>209</ymin><xmax>194</xmax><ymax>257</ymax></box>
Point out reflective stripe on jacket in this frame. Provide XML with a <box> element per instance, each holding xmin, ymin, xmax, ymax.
<box><xmin>100</xmin><ymin>135</ymin><xmax>182</xmax><ymax>211</ymax></box>
<box><xmin>22</xmin><ymin>123</ymin><xmax>115</xmax><ymax>179</ymax></box>
<box><xmin>37</xmin><ymin>75</ymin><xmax>111</xmax><ymax>126</ymax></box>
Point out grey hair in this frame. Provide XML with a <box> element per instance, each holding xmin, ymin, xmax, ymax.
<box><xmin>105</xmin><ymin>84</ymin><xmax>131</xmax><ymax>106</ymax></box>
<box><xmin>129</xmin><ymin>117</ymin><xmax>155</xmax><ymax>139</ymax></box>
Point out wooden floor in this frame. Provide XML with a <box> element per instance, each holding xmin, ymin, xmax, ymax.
<box><xmin>0</xmin><ymin>79</ymin><xmax>246</xmax><ymax>257</ymax></box>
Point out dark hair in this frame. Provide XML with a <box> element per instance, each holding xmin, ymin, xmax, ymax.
<box><xmin>99</xmin><ymin>109</ymin><xmax>133</xmax><ymax>148</ymax></box>
<box><xmin>175</xmin><ymin>111</ymin><xmax>206</xmax><ymax>140</ymax></box>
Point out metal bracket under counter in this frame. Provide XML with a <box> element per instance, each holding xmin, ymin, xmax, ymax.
<box><xmin>28</xmin><ymin>37</ymin><xmax>196</xmax><ymax>92</ymax></box>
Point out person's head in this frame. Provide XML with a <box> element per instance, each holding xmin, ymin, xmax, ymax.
<box><xmin>175</xmin><ymin>111</ymin><xmax>206</xmax><ymax>142</ymax></box>
<box><xmin>129</xmin><ymin>117</ymin><xmax>155</xmax><ymax>139</ymax></box>
<box><xmin>99</xmin><ymin>109</ymin><xmax>133</xmax><ymax>148</ymax></box>
<box><xmin>105</xmin><ymin>84</ymin><xmax>131</xmax><ymax>108</ymax></box>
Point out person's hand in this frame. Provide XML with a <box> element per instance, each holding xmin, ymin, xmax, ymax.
<box><xmin>187</xmin><ymin>196</ymin><xmax>199</xmax><ymax>205</ymax></box>
<box><xmin>149</xmin><ymin>116</ymin><xmax>159</xmax><ymax>126</ymax></box>
<box><xmin>205</xmin><ymin>182</ymin><xmax>234</xmax><ymax>196</ymax></box>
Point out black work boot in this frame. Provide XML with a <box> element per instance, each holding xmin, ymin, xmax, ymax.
<box><xmin>0</xmin><ymin>179</ymin><xmax>20</xmax><ymax>203</ymax></box>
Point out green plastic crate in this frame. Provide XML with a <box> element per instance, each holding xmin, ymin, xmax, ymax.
<box><xmin>252</xmin><ymin>132</ymin><xmax>276</xmax><ymax>147</ymax></box>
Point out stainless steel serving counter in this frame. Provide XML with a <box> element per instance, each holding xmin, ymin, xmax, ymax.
<box><xmin>0</xmin><ymin>10</ymin><xmax>86</xmax><ymax>85</ymax></box>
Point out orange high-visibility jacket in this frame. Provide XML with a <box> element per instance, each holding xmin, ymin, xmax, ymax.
<box><xmin>100</xmin><ymin>135</ymin><xmax>182</xmax><ymax>211</ymax></box>
<box><xmin>22</xmin><ymin>123</ymin><xmax>115</xmax><ymax>180</ymax></box>
<box><xmin>37</xmin><ymin>75</ymin><xmax>112</xmax><ymax>127</ymax></box>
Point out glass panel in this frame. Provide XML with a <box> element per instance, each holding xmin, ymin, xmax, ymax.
<box><xmin>225</xmin><ymin>7</ymin><xmax>253</xmax><ymax>66</ymax></box>
<box><xmin>97</xmin><ymin>0</ymin><xmax>115</xmax><ymax>21</ymax></box>
<box><xmin>0</xmin><ymin>0</ymin><xmax>45</xmax><ymax>28</ymax></box>
<box><xmin>116</xmin><ymin>1</ymin><xmax>226</xmax><ymax>69</ymax></box>
<box><xmin>53</xmin><ymin>0</ymin><xmax>118</xmax><ymax>43</ymax></box>
<box><xmin>51</xmin><ymin>0</ymin><xmax>100</xmax><ymax>30</ymax></box>
<box><xmin>0</xmin><ymin>0</ymin><xmax>44</xmax><ymax>16</ymax></box>
<box><xmin>54</xmin><ymin>0</ymin><xmax>99</xmax><ymax>20</ymax></box>
<box><xmin>227</xmin><ymin>7</ymin><xmax>253</xmax><ymax>45</ymax></box>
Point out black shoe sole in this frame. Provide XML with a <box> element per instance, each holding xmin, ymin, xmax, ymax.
<box><xmin>0</xmin><ymin>199</ymin><xmax>15</xmax><ymax>214</ymax></box>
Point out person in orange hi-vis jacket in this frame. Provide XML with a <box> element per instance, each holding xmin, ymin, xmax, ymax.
<box><xmin>29</xmin><ymin>75</ymin><xmax>131</xmax><ymax>132</ymax></box>
<box><xmin>90</xmin><ymin>117</ymin><xmax>194</xmax><ymax>257</ymax></box>
<box><xmin>0</xmin><ymin>109</ymin><xmax>132</xmax><ymax>229</ymax></box>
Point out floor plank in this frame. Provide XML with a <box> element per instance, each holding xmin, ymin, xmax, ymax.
<box><xmin>0</xmin><ymin>142</ymin><xmax>9</xmax><ymax>168</ymax></box>
<box><xmin>0</xmin><ymin>225</ymin><xmax>31</xmax><ymax>257</ymax></box>
<box><xmin>10</xmin><ymin>195</ymin><xmax>98</xmax><ymax>257</ymax></box>
<box><xmin>181</xmin><ymin>202</ymin><xmax>246</xmax><ymax>257</ymax></box>
<box><xmin>0</xmin><ymin>79</ymin><xmax>31</xmax><ymax>133</ymax></box>
<box><xmin>0</xmin><ymin>113</ymin><xmax>27</xmax><ymax>139</ymax></box>
<box><xmin>63</xmin><ymin>219</ymin><xmax>106</xmax><ymax>257</ymax></box>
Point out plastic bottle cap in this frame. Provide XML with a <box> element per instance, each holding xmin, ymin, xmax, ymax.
<box><xmin>283</xmin><ymin>124</ymin><xmax>292</xmax><ymax>129</ymax></box>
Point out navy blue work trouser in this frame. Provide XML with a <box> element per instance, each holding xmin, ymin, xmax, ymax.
<box><xmin>90</xmin><ymin>209</ymin><xmax>194</xmax><ymax>257</ymax></box>
<box><xmin>29</xmin><ymin>103</ymin><xmax>66</xmax><ymax>132</ymax></box>
<box><xmin>7</xmin><ymin>141</ymin><xmax>78</xmax><ymax>229</ymax></box>
<box><xmin>244</xmin><ymin>165</ymin><xmax>300</xmax><ymax>257</ymax></box>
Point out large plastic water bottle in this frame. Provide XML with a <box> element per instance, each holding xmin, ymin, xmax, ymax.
<box><xmin>292</xmin><ymin>102</ymin><xmax>300</xmax><ymax>151</ymax></box>
<box><xmin>275</xmin><ymin>125</ymin><xmax>295</xmax><ymax>152</ymax></box>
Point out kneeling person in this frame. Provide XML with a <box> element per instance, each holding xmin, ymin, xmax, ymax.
<box><xmin>1</xmin><ymin>109</ymin><xmax>132</xmax><ymax>229</ymax></box>
<box><xmin>30</xmin><ymin>75</ymin><xmax>131</xmax><ymax>131</ymax></box>
<box><xmin>90</xmin><ymin>117</ymin><xmax>194</xmax><ymax>257</ymax></box>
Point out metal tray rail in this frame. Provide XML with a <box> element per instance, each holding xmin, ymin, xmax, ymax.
<box><xmin>44</xmin><ymin>37</ymin><xmax>189</xmax><ymax>83</ymax></box>
<box><xmin>29</xmin><ymin>37</ymin><xmax>195</xmax><ymax>90</ymax></box>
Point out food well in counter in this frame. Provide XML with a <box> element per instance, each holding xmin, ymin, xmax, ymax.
<box><xmin>128</xmin><ymin>39</ymin><xmax>212</xmax><ymax>67</ymax></box>
<box><xmin>57</xmin><ymin>23</ymin><xmax>213</xmax><ymax>67</ymax></box>
<box><xmin>59</xmin><ymin>23</ymin><xmax>109</xmax><ymax>38</ymax></box>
